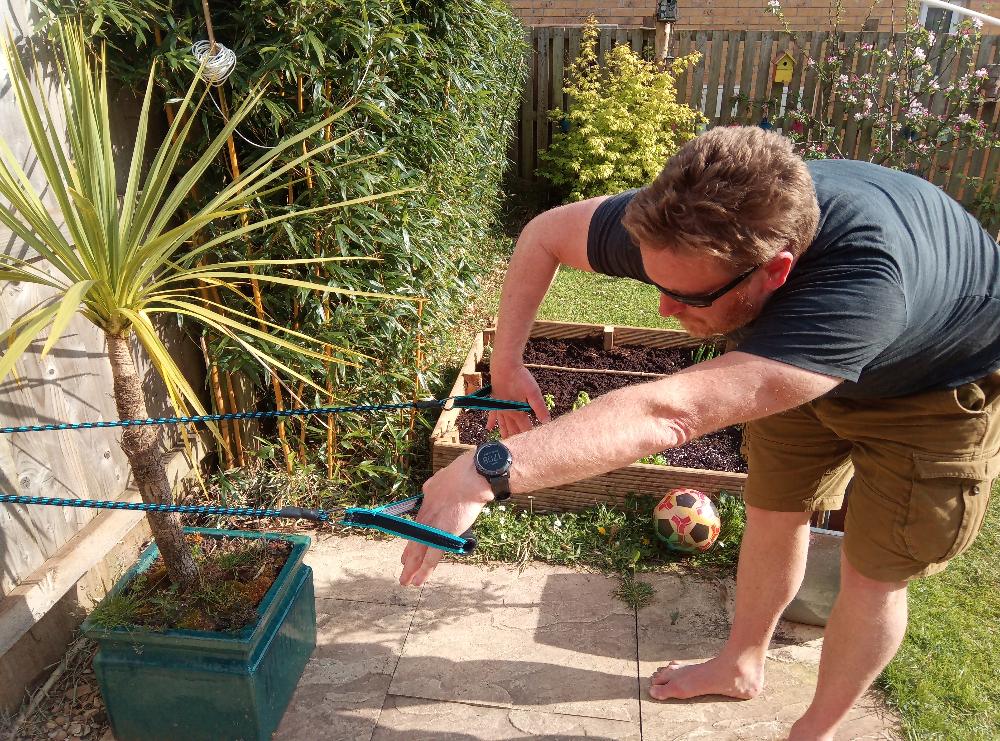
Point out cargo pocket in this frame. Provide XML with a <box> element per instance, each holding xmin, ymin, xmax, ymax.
<box><xmin>904</xmin><ymin>453</ymin><xmax>998</xmax><ymax>564</ymax></box>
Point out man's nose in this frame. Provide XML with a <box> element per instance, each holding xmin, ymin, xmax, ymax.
<box><xmin>658</xmin><ymin>294</ymin><xmax>685</xmax><ymax>317</ymax></box>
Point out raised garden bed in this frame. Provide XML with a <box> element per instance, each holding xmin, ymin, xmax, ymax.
<box><xmin>431</xmin><ymin>321</ymin><xmax>748</xmax><ymax>512</ymax></box>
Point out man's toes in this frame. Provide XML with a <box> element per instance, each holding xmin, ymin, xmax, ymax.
<box><xmin>649</xmin><ymin>679</ymin><xmax>683</xmax><ymax>700</ymax></box>
<box><xmin>651</xmin><ymin>662</ymin><xmax>684</xmax><ymax>685</ymax></box>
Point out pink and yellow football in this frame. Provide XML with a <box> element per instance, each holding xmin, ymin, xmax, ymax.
<box><xmin>653</xmin><ymin>488</ymin><xmax>721</xmax><ymax>552</ymax></box>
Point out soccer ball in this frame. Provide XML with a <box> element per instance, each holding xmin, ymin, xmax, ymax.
<box><xmin>653</xmin><ymin>488</ymin><xmax>721</xmax><ymax>553</ymax></box>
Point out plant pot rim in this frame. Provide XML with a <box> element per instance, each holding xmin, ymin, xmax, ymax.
<box><xmin>81</xmin><ymin>526</ymin><xmax>311</xmax><ymax>648</ymax></box>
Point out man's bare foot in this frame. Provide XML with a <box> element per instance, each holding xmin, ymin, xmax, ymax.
<box><xmin>787</xmin><ymin>714</ymin><xmax>836</xmax><ymax>740</ymax></box>
<box><xmin>649</xmin><ymin>655</ymin><xmax>764</xmax><ymax>701</ymax></box>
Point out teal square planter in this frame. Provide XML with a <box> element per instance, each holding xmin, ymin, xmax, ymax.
<box><xmin>82</xmin><ymin>527</ymin><xmax>316</xmax><ymax>741</ymax></box>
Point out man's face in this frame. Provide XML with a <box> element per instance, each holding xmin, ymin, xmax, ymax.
<box><xmin>638</xmin><ymin>246</ymin><xmax>774</xmax><ymax>337</ymax></box>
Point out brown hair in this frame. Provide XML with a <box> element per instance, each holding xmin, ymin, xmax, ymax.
<box><xmin>622</xmin><ymin>126</ymin><xmax>820</xmax><ymax>269</ymax></box>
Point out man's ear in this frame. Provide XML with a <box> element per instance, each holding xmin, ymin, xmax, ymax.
<box><xmin>761</xmin><ymin>250</ymin><xmax>796</xmax><ymax>290</ymax></box>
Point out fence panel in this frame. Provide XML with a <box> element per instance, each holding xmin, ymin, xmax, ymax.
<box><xmin>513</xmin><ymin>26</ymin><xmax>1000</xmax><ymax>212</ymax></box>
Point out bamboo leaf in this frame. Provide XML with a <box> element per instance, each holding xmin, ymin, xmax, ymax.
<box><xmin>160</xmin><ymin>271</ymin><xmax>406</xmax><ymax>302</ymax></box>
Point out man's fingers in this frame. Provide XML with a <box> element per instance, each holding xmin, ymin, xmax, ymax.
<box><xmin>527</xmin><ymin>387</ymin><xmax>551</xmax><ymax>423</ymax></box>
<box><xmin>400</xmin><ymin>541</ymin><xmax>429</xmax><ymax>585</ymax></box>
<box><xmin>409</xmin><ymin>549</ymin><xmax>444</xmax><ymax>586</ymax></box>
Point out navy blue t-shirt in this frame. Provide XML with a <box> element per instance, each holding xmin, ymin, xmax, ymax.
<box><xmin>586</xmin><ymin>159</ymin><xmax>1000</xmax><ymax>399</ymax></box>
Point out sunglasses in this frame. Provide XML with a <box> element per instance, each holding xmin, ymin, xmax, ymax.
<box><xmin>650</xmin><ymin>263</ymin><xmax>761</xmax><ymax>308</ymax></box>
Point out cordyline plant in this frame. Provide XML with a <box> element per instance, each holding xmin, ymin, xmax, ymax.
<box><xmin>0</xmin><ymin>22</ymin><xmax>405</xmax><ymax>590</ymax></box>
<box><xmin>765</xmin><ymin>0</ymin><xmax>998</xmax><ymax>173</ymax></box>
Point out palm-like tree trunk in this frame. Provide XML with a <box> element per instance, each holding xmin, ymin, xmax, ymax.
<box><xmin>106</xmin><ymin>332</ymin><xmax>199</xmax><ymax>590</ymax></box>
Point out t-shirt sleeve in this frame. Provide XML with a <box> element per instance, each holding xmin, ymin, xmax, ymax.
<box><xmin>733</xmin><ymin>247</ymin><xmax>909</xmax><ymax>382</ymax></box>
<box><xmin>586</xmin><ymin>190</ymin><xmax>650</xmax><ymax>282</ymax></box>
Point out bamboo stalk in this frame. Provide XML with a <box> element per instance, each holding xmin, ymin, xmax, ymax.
<box><xmin>523</xmin><ymin>363</ymin><xmax>669</xmax><ymax>379</ymax></box>
<box><xmin>202</xmin><ymin>281</ymin><xmax>245</xmax><ymax>466</ymax></box>
<box><xmin>410</xmin><ymin>299</ymin><xmax>426</xmax><ymax>437</ymax></box>
<box><xmin>224</xmin><ymin>371</ymin><xmax>245</xmax><ymax>466</ymax></box>
<box><xmin>324</xmin><ymin>344</ymin><xmax>337</xmax><ymax>479</ymax></box>
<box><xmin>217</xmin><ymin>88</ymin><xmax>294</xmax><ymax>473</ymax></box>
<box><xmin>299</xmin><ymin>75</ymin><xmax>314</xmax><ymax>188</ymax></box>
<box><xmin>199</xmin><ymin>334</ymin><xmax>233</xmax><ymax>468</ymax></box>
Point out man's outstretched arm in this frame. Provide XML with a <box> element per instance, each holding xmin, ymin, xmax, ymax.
<box><xmin>400</xmin><ymin>351</ymin><xmax>841</xmax><ymax>585</ymax></box>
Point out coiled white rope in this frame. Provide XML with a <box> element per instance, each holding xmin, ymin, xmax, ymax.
<box><xmin>191</xmin><ymin>39</ymin><xmax>237</xmax><ymax>85</ymax></box>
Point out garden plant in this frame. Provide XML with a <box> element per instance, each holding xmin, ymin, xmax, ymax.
<box><xmin>36</xmin><ymin>0</ymin><xmax>527</xmax><ymax>501</ymax></box>
<box><xmin>764</xmin><ymin>0</ymin><xmax>999</xmax><ymax>181</ymax></box>
<box><xmin>537</xmin><ymin>16</ymin><xmax>705</xmax><ymax>201</ymax></box>
<box><xmin>0</xmin><ymin>22</ymin><xmax>400</xmax><ymax>591</ymax></box>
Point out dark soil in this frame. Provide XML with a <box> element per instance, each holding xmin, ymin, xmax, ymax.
<box><xmin>95</xmin><ymin>533</ymin><xmax>292</xmax><ymax>633</ymax></box>
<box><xmin>458</xmin><ymin>336</ymin><xmax>747</xmax><ymax>473</ymax></box>
<box><xmin>521</xmin><ymin>335</ymin><xmax>708</xmax><ymax>373</ymax></box>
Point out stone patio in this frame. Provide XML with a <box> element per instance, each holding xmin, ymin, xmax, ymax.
<box><xmin>272</xmin><ymin>533</ymin><xmax>900</xmax><ymax>740</ymax></box>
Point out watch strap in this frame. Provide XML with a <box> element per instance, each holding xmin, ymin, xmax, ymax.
<box><xmin>488</xmin><ymin>474</ymin><xmax>511</xmax><ymax>501</ymax></box>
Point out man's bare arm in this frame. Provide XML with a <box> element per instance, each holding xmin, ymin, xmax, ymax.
<box><xmin>504</xmin><ymin>351</ymin><xmax>841</xmax><ymax>492</ymax></box>
<box><xmin>399</xmin><ymin>351</ymin><xmax>840</xmax><ymax>586</ymax></box>
<box><xmin>491</xmin><ymin>197</ymin><xmax>606</xmax><ymax>373</ymax></box>
<box><xmin>487</xmin><ymin>197</ymin><xmax>607</xmax><ymax>436</ymax></box>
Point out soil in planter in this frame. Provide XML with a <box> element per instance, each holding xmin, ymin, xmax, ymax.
<box><xmin>89</xmin><ymin>533</ymin><xmax>291</xmax><ymax>633</ymax></box>
<box><xmin>459</xmin><ymin>336</ymin><xmax>746</xmax><ymax>473</ymax></box>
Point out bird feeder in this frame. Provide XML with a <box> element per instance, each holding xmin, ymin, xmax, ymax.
<box><xmin>773</xmin><ymin>51</ymin><xmax>795</xmax><ymax>84</ymax></box>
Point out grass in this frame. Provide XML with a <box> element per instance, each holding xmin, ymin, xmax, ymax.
<box><xmin>538</xmin><ymin>267</ymin><xmax>680</xmax><ymax>329</ymax></box>
<box><xmin>467</xmin><ymin>491</ymin><xmax>747</xmax><ymax>574</ymax></box>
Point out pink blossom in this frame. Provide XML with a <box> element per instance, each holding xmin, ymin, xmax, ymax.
<box><xmin>975</xmin><ymin>68</ymin><xmax>989</xmax><ymax>79</ymax></box>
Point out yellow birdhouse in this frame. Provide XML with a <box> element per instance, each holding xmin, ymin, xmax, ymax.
<box><xmin>773</xmin><ymin>51</ymin><xmax>795</xmax><ymax>84</ymax></box>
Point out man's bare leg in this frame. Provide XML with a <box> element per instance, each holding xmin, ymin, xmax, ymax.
<box><xmin>650</xmin><ymin>505</ymin><xmax>812</xmax><ymax>700</ymax></box>
<box><xmin>787</xmin><ymin>553</ymin><xmax>908</xmax><ymax>741</ymax></box>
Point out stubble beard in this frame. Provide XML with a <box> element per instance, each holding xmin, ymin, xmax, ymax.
<box><xmin>678</xmin><ymin>291</ymin><xmax>757</xmax><ymax>338</ymax></box>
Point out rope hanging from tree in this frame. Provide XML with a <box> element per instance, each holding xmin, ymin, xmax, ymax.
<box><xmin>191</xmin><ymin>0</ymin><xmax>236</xmax><ymax>85</ymax></box>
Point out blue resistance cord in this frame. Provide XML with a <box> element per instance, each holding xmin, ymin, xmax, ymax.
<box><xmin>0</xmin><ymin>385</ymin><xmax>529</xmax><ymax>555</ymax></box>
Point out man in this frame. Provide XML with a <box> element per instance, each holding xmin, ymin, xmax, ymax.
<box><xmin>398</xmin><ymin>127</ymin><xmax>1000</xmax><ymax>740</ymax></box>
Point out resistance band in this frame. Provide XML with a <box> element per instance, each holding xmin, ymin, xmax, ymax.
<box><xmin>0</xmin><ymin>386</ymin><xmax>529</xmax><ymax>555</ymax></box>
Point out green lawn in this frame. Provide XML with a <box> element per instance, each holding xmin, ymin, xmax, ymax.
<box><xmin>533</xmin><ymin>266</ymin><xmax>999</xmax><ymax>739</ymax></box>
<box><xmin>538</xmin><ymin>267</ymin><xmax>680</xmax><ymax>329</ymax></box>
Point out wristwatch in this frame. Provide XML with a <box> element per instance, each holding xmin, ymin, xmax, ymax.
<box><xmin>473</xmin><ymin>441</ymin><xmax>513</xmax><ymax>501</ymax></box>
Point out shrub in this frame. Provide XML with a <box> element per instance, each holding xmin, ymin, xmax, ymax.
<box><xmin>537</xmin><ymin>17</ymin><xmax>705</xmax><ymax>202</ymax></box>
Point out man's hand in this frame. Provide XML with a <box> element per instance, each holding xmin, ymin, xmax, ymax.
<box><xmin>399</xmin><ymin>453</ymin><xmax>493</xmax><ymax>586</ymax></box>
<box><xmin>486</xmin><ymin>364</ymin><xmax>551</xmax><ymax>438</ymax></box>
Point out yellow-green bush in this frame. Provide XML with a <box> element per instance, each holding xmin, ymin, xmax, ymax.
<box><xmin>538</xmin><ymin>19</ymin><xmax>705</xmax><ymax>202</ymax></box>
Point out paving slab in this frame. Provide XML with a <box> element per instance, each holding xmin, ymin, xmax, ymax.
<box><xmin>372</xmin><ymin>695</ymin><xmax>640</xmax><ymax>740</ymax></box>
<box><xmin>306</xmin><ymin>532</ymin><xmax>419</xmax><ymax>607</ymax></box>
<box><xmin>389</xmin><ymin>561</ymin><xmax>640</xmax><ymax>723</ymax></box>
<box><xmin>274</xmin><ymin>595</ymin><xmax>413</xmax><ymax>740</ymax></box>
<box><xmin>638</xmin><ymin>572</ymin><xmax>901</xmax><ymax>740</ymax></box>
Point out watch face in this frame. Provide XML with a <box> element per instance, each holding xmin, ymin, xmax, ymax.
<box><xmin>476</xmin><ymin>442</ymin><xmax>511</xmax><ymax>474</ymax></box>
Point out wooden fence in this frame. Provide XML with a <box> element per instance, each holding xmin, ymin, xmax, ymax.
<box><xmin>516</xmin><ymin>27</ymin><xmax>1000</xmax><ymax>208</ymax></box>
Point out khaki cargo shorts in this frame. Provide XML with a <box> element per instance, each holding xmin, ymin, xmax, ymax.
<box><xmin>742</xmin><ymin>370</ymin><xmax>1000</xmax><ymax>583</ymax></box>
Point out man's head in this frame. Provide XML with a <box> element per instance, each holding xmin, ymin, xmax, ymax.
<box><xmin>622</xmin><ymin>126</ymin><xmax>819</xmax><ymax>337</ymax></box>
